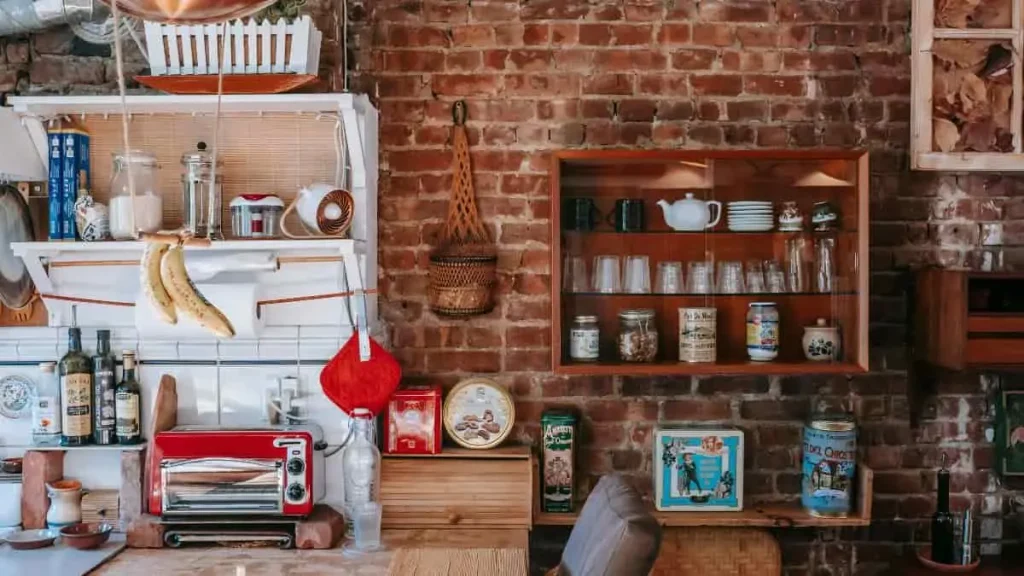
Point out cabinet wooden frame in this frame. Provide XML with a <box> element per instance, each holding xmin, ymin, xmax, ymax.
<box><xmin>549</xmin><ymin>149</ymin><xmax>870</xmax><ymax>377</ymax></box>
<box><xmin>911</xmin><ymin>0</ymin><xmax>1024</xmax><ymax>171</ymax></box>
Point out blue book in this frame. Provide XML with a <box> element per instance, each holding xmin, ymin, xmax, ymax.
<box><xmin>61</xmin><ymin>128</ymin><xmax>87</xmax><ymax>241</ymax></box>
<box><xmin>46</xmin><ymin>129</ymin><xmax>63</xmax><ymax>241</ymax></box>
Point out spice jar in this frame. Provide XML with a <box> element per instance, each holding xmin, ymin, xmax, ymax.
<box><xmin>569</xmin><ymin>315</ymin><xmax>600</xmax><ymax>362</ymax></box>
<box><xmin>618</xmin><ymin>309</ymin><xmax>658</xmax><ymax>362</ymax></box>
<box><xmin>109</xmin><ymin>150</ymin><xmax>162</xmax><ymax>240</ymax></box>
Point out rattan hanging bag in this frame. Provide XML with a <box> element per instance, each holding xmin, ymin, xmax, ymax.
<box><xmin>427</xmin><ymin>101</ymin><xmax>497</xmax><ymax>317</ymax></box>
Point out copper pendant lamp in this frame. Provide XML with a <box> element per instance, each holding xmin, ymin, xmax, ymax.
<box><xmin>101</xmin><ymin>0</ymin><xmax>277</xmax><ymax>24</ymax></box>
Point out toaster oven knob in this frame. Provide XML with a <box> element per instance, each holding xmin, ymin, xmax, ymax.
<box><xmin>287</xmin><ymin>458</ymin><xmax>305</xmax><ymax>475</ymax></box>
<box><xmin>287</xmin><ymin>483</ymin><xmax>306</xmax><ymax>502</ymax></box>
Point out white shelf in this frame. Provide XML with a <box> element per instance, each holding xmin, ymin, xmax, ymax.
<box><xmin>8</xmin><ymin>93</ymin><xmax>370</xmax><ymax>117</ymax></box>
<box><xmin>6</xmin><ymin>443</ymin><xmax>146</xmax><ymax>452</ymax></box>
<box><xmin>12</xmin><ymin>239</ymin><xmax>363</xmax><ymax>257</ymax></box>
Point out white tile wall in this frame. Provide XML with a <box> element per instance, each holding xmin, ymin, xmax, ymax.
<box><xmin>0</xmin><ymin>330</ymin><xmax>355</xmax><ymax>505</ymax></box>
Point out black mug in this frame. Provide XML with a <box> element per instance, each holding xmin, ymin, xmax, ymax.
<box><xmin>562</xmin><ymin>197</ymin><xmax>600</xmax><ymax>231</ymax></box>
<box><xmin>610</xmin><ymin>199</ymin><xmax>645</xmax><ymax>232</ymax></box>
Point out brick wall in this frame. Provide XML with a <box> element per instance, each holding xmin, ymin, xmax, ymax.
<box><xmin>2</xmin><ymin>1</ymin><xmax>1022</xmax><ymax>574</ymax></box>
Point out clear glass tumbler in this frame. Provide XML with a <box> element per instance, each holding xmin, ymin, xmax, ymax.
<box><xmin>716</xmin><ymin>261</ymin><xmax>745</xmax><ymax>294</ymax></box>
<box><xmin>687</xmin><ymin>261</ymin><xmax>714</xmax><ymax>294</ymax></box>
<box><xmin>623</xmin><ymin>255</ymin><xmax>651</xmax><ymax>294</ymax></box>
<box><xmin>352</xmin><ymin>501</ymin><xmax>383</xmax><ymax>551</ymax></box>
<box><xmin>655</xmin><ymin>261</ymin><xmax>684</xmax><ymax>294</ymax></box>
<box><xmin>593</xmin><ymin>255</ymin><xmax>622</xmax><ymax>293</ymax></box>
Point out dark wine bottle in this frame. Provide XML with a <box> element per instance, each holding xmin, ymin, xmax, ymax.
<box><xmin>59</xmin><ymin>327</ymin><xmax>93</xmax><ymax>446</ymax></box>
<box><xmin>931</xmin><ymin>456</ymin><xmax>955</xmax><ymax>564</ymax></box>
<box><xmin>115</xmin><ymin>351</ymin><xmax>142</xmax><ymax>445</ymax></box>
<box><xmin>92</xmin><ymin>330</ymin><xmax>117</xmax><ymax>445</ymax></box>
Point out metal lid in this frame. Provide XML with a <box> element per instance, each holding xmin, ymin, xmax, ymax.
<box><xmin>573</xmin><ymin>315</ymin><xmax>598</xmax><ymax>323</ymax></box>
<box><xmin>809</xmin><ymin>413</ymin><xmax>856</xmax><ymax>431</ymax></box>
<box><xmin>180</xmin><ymin>141</ymin><xmax>222</xmax><ymax>168</ymax></box>
<box><xmin>618</xmin><ymin>308</ymin><xmax>655</xmax><ymax>320</ymax></box>
<box><xmin>749</xmin><ymin>302</ymin><xmax>777</xmax><ymax>307</ymax></box>
<box><xmin>230</xmin><ymin>194</ymin><xmax>285</xmax><ymax>208</ymax></box>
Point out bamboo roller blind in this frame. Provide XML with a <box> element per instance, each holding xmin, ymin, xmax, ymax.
<box><xmin>80</xmin><ymin>113</ymin><xmax>340</xmax><ymax>232</ymax></box>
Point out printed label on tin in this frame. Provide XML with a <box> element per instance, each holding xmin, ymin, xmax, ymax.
<box><xmin>801</xmin><ymin>426</ymin><xmax>856</xmax><ymax>516</ymax></box>
<box><xmin>569</xmin><ymin>328</ymin><xmax>600</xmax><ymax>360</ymax></box>
<box><xmin>746</xmin><ymin>317</ymin><xmax>778</xmax><ymax>351</ymax></box>
<box><xmin>679</xmin><ymin>308</ymin><xmax>716</xmax><ymax>363</ymax></box>
<box><xmin>542</xmin><ymin>422</ymin><xmax>575</xmax><ymax>513</ymax></box>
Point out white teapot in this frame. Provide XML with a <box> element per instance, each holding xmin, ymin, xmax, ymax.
<box><xmin>657</xmin><ymin>194</ymin><xmax>722</xmax><ymax>231</ymax></box>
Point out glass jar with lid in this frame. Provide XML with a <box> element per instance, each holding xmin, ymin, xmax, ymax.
<box><xmin>109</xmin><ymin>150</ymin><xmax>162</xmax><ymax>240</ymax></box>
<box><xmin>181</xmin><ymin>142</ymin><xmax>223</xmax><ymax>239</ymax></box>
<box><xmin>618</xmin><ymin>309</ymin><xmax>658</xmax><ymax>362</ymax></box>
<box><xmin>569</xmin><ymin>315</ymin><xmax>600</xmax><ymax>361</ymax></box>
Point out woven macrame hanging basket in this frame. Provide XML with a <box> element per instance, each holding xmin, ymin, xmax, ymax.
<box><xmin>427</xmin><ymin>101</ymin><xmax>497</xmax><ymax>317</ymax></box>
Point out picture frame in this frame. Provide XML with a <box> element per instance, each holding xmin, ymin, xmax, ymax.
<box><xmin>654</xmin><ymin>426</ymin><xmax>744</xmax><ymax>512</ymax></box>
<box><xmin>997</xmin><ymin>390</ymin><xmax>1024</xmax><ymax>476</ymax></box>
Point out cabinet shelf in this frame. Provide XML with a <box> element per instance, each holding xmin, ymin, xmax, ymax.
<box><xmin>551</xmin><ymin>150</ymin><xmax>869</xmax><ymax>376</ymax></box>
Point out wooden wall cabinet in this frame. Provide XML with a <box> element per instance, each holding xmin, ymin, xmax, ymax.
<box><xmin>911</xmin><ymin>0</ymin><xmax>1024</xmax><ymax>171</ymax></box>
<box><xmin>915</xmin><ymin>268</ymin><xmax>1024</xmax><ymax>369</ymax></box>
<box><xmin>550</xmin><ymin>150</ymin><xmax>869</xmax><ymax>377</ymax></box>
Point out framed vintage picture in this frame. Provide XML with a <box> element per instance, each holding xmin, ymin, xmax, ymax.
<box><xmin>998</xmin><ymin>390</ymin><xmax>1024</xmax><ymax>476</ymax></box>
<box><xmin>654</xmin><ymin>427</ymin><xmax>744</xmax><ymax>512</ymax></box>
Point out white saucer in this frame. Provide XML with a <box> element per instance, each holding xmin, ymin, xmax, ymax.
<box><xmin>728</xmin><ymin>202</ymin><xmax>772</xmax><ymax>207</ymax></box>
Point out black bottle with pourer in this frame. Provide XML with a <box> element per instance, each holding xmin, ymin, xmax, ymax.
<box><xmin>931</xmin><ymin>454</ymin><xmax>956</xmax><ymax>564</ymax></box>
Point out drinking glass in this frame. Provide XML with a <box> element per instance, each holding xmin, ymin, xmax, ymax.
<box><xmin>785</xmin><ymin>237</ymin><xmax>808</xmax><ymax>293</ymax></box>
<box><xmin>563</xmin><ymin>255</ymin><xmax>589</xmax><ymax>293</ymax></box>
<box><xmin>764</xmin><ymin>260</ymin><xmax>786</xmax><ymax>293</ymax></box>
<box><xmin>716</xmin><ymin>261</ymin><xmax>745</xmax><ymax>294</ymax></box>
<box><xmin>593</xmin><ymin>255</ymin><xmax>622</xmax><ymax>293</ymax></box>
<box><xmin>745</xmin><ymin>260</ymin><xmax>766</xmax><ymax>293</ymax></box>
<box><xmin>815</xmin><ymin>236</ymin><xmax>836</xmax><ymax>293</ymax></box>
<box><xmin>686</xmin><ymin>261</ymin><xmax>714</xmax><ymax>294</ymax></box>
<box><xmin>623</xmin><ymin>255</ymin><xmax>651</xmax><ymax>294</ymax></box>
<box><xmin>655</xmin><ymin>261</ymin><xmax>684</xmax><ymax>294</ymax></box>
<box><xmin>352</xmin><ymin>501</ymin><xmax>383</xmax><ymax>551</ymax></box>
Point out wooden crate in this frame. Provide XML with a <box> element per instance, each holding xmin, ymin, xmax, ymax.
<box><xmin>380</xmin><ymin>447</ymin><xmax>533</xmax><ymax>529</ymax></box>
<box><xmin>911</xmin><ymin>0</ymin><xmax>1024</xmax><ymax>170</ymax></box>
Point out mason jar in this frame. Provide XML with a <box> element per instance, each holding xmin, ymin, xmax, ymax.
<box><xmin>618</xmin><ymin>309</ymin><xmax>658</xmax><ymax>362</ymax></box>
<box><xmin>569</xmin><ymin>315</ymin><xmax>600</xmax><ymax>361</ymax></box>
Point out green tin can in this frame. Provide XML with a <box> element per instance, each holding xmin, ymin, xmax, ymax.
<box><xmin>541</xmin><ymin>410</ymin><xmax>577</xmax><ymax>513</ymax></box>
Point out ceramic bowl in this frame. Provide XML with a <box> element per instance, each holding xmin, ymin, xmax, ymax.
<box><xmin>3</xmin><ymin>528</ymin><xmax>58</xmax><ymax>550</ymax></box>
<box><xmin>0</xmin><ymin>457</ymin><xmax>22</xmax><ymax>474</ymax></box>
<box><xmin>59</xmin><ymin>522</ymin><xmax>113</xmax><ymax>550</ymax></box>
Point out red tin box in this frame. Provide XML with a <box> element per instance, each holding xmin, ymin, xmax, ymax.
<box><xmin>384</xmin><ymin>385</ymin><xmax>442</xmax><ymax>455</ymax></box>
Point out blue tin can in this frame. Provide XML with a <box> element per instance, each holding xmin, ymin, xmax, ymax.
<box><xmin>801</xmin><ymin>414</ymin><xmax>856</xmax><ymax>517</ymax></box>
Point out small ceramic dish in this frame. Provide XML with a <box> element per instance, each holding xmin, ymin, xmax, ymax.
<box><xmin>0</xmin><ymin>457</ymin><xmax>22</xmax><ymax>474</ymax></box>
<box><xmin>58</xmin><ymin>520</ymin><xmax>113</xmax><ymax>545</ymax></box>
<box><xmin>3</xmin><ymin>528</ymin><xmax>58</xmax><ymax>550</ymax></box>
<box><xmin>59</xmin><ymin>522</ymin><xmax>113</xmax><ymax>550</ymax></box>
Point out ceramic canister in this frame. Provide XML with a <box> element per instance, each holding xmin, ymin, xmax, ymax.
<box><xmin>679</xmin><ymin>307</ymin><xmax>716</xmax><ymax>363</ymax></box>
<box><xmin>801</xmin><ymin>415</ymin><xmax>857</xmax><ymax>518</ymax></box>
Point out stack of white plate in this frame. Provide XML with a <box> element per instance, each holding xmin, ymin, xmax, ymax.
<box><xmin>727</xmin><ymin>201</ymin><xmax>773</xmax><ymax>231</ymax></box>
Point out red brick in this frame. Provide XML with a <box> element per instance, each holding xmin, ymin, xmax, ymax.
<box><xmin>757</xmin><ymin>126</ymin><xmax>788</xmax><ymax>146</ymax></box>
<box><xmin>579</xmin><ymin>24</ymin><xmax>614</xmax><ymax>46</ymax></box>
<box><xmin>451</xmin><ymin>25</ymin><xmax>495</xmax><ymax>47</ymax></box>
<box><xmin>551</xmin><ymin>23</ymin><xmax>579</xmax><ymax>45</ymax></box>
<box><xmin>656</xmin><ymin>100</ymin><xmax>695</xmax><ymax>120</ymax></box>
<box><xmin>592</xmin><ymin>4</ymin><xmax>624</xmax><ymax>20</ymax></box>
<box><xmin>522</xmin><ymin>23</ymin><xmax>550</xmax><ymax>45</ymax></box>
<box><xmin>737</xmin><ymin>26</ymin><xmax>778</xmax><ymax>47</ymax></box>
<box><xmin>430</xmin><ymin>74</ymin><xmax>501</xmax><ymax>96</ymax></box>
<box><xmin>671</xmin><ymin>49</ymin><xmax>716</xmax><ymax>70</ymax></box>
<box><xmin>508</xmin><ymin>49</ymin><xmax>554</xmax><ymax>71</ymax></box>
<box><xmin>663</xmin><ymin>399</ymin><xmax>731</xmax><ymax>420</ymax></box>
<box><xmin>426</xmin><ymin>3</ymin><xmax>469</xmax><ymax>22</ymax></box>
<box><xmin>505</xmin><ymin>74</ymin><xmax>581</xmax><ymax>96</ymax></box>
<box><xmin>692</xmin><ymin>23</ymin><xmax>735</xmax><ymax>46</ymax></box>
<box><xmin>505</xmin><ymin>350</ymin><xmax>552</xmax><ymax>371</ymax></box>
<box><xmin>744</xmin><ymin>74</ymin><xmax>805</xmax><ymax>96</ymax></box>
<box><xmin>696</xmin><ymin>376</ymin><xmax>769</xmax><ymax>395</ymax></box>
<box><xmin>740</xmin><ymin>399</ymin><xmax>809</xmax><ymax>420</ymax></box>
<box><xmin>494</xmin><ymin>24</ymin><xmax>526</xmax><ymax>46</ymax></box>
<box><xmin>387</xmin><ymin>25</ymin><xmax>450</xmax><ymax>48</ymax></box>
<box><xmin>470</xmin><ymin>2</ymin><xmax>519</xmax><ymax>22</ymax></box>
<box><xmin>869</xmin><ymin>75</ymin><xmax>910</xmax><ymax>96</ymax></box>
<box><xmin>617</xmin><ymin>98</ymin><xmax>657</xmax><ymax>122</ymax></box>
<box><xmin>699</xmin><ymin>1</ymin><xmax>771</xmax><ymax>21</ymax></box>
<box><xmin>818</xmin><ymin>75</ymin><xmax>861</xmax><ymax>97</ymax></box>
<box><xmin>383</xmin><ymin>50</ymin><xmax>444</xmax><ymax>72</ymax></box>
<box><xmin>466</xmin><ymin>100</ymin><xmax>536</xmax><ymax>122</ymax></box>
<box><xmin>691</xmin><ymin>74</ymin><xmax>742</xmax><ymax>96</ymax></box>
<box><xmin>658</xmin><ymin>23</ymin><xmax>691</xmax><ymax>44</ymax></box>
<box><xmin>697</xmin><ymin>102</ymin><xmax>721</xmax><ymax>120</ymax></box>
<box><xmin>637</xmin><ymin>74</ymin><xmax>689</xmax><ymax>95</ymax></box>
<box><xmin>427</xmin><ymin>350</ymin><xmax>501</xmax><ymax>372</ymax></box>
<box><xmin>726</xmin><ymin>100</ymin><xmax>768</xmax><ymax>121</ymax></box>
<box><xmin>445</xmin><ymin>51</ymin><xmax>482</xmax><ymax>71</ymax></box>
<box><xmin>687</xmin><ymin>125</ymin><xmax>724</xmax><ymax>145</ymax></box>
<box><xmin>582</xmin><ymin>73</ymin><xmax>634</xmax><ymax>95</ymax></box>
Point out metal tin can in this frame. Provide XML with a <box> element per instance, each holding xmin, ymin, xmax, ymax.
<box><xmin>679</xmin><ymin>307</ymin><xmax>716</xmax><ymax>363</ymax></box>
<box><xmin>746</xmin><ymin>302</ymin><xmax>779</xmax><ymax>361</ymax></box>
<box><xmin>569</xmin><ymin>315</ymin><xmax>600</xmax><ymax>361</ymax></box>
<box><xmin>541</xmin><ymin>410</ymin><xmax>577</xmax><ymax>513</ymax></box>
<box><xmin>801</xmin><ymin>414</ymin><xmax>857</xmax><ymax>517</ymax></box>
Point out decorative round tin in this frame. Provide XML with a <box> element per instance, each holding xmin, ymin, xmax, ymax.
<box><xmin>801</xmin><ymin>414</ymin><xmax>857</xmax><ymax>518</ymax></box>
<box><xmin>443</xmin><ymin>378</ymin><xmax>515</xmax><ymax>450</ymax></box>
<box><xmin>679</xmin><ymin>307</ymin><xmax>716</xmax><ymax>363</ymax></box>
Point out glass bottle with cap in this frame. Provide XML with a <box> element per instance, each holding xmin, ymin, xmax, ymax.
<box><xmin>181</xmin><ymin>141</ymin><xmax>223</xmax><ymax>239</ymax></box>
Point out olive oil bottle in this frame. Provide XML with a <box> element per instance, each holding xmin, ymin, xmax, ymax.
<box><xmin>92</xmin><ymin>330</ymin><xmax>117</xmax><ymax>445</ymax></box>
<box><xmin>115</xmin><ymin>351</ymin><xmax>142</xmax><ymax>444</ymax></box>
<box><xmin>59</xmin><ymin>327</ymin><xmax>93</xmax><ymax>446</ymax></box>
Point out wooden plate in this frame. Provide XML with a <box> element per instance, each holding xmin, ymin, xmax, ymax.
<box><xmin>135</xmin><ymin>74</ymin><xmax>320</xmax><ymax>95</ymax></box>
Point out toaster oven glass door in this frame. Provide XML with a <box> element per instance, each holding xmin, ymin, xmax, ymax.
<box><xmin>161</xmin><ymin>458</ymin><xmax>284</xmax><ymax>515</ymax></box>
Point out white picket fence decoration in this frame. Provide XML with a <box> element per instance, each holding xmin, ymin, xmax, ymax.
<box><xmin>144</xmin><ymin>16</ymin><xmax>321</xmax><ymax>76</ymax></box>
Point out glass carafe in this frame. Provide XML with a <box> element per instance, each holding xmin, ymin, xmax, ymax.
<box><xmin>109</xmin><ymin>151</ymin><xmax>162</xmax><ymax>240</ymax></box>
<box><xmin>342</xmin><ymin>408</ymin><xmax>381</xmax><ymax>529</ymax></box>
<box><xmin>181</xmin><ymin>142</ymin><xmax>223</xmax><ymax>239</ymax></box>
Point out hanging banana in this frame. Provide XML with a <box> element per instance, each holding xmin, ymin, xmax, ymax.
<box><xmin>140</xmin><ymin>243</ymin><xmax>177</xmax><ymax>325</ymax></box>
<box><xmin>159</xmin><ymin>244</ymin><xmax>235</xmax><ymax>339</ymax></box>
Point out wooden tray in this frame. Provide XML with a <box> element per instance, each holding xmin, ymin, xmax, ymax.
<box><xmin>135</xmin><ymin>74</ymin><xmax>320</xmax><ymax>95</ymax></box>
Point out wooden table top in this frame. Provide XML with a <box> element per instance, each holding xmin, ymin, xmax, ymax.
<box><xmin>92</xmin><ymin>530</ymin><xmax>530</xmax><ymax>576</ymax></box>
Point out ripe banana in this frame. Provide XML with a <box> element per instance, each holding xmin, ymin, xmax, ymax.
<box><xmin>160</xmin><ymin>245</ymin><xmax>235</xmax><ymax>339</ymax></box>
<box><xmin>140</xmin><ymin>243</ymin><xmax>177</xmax><ymax>325</ymax></box>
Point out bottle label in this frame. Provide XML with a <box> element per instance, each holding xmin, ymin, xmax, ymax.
<box><xmin>115</xmin><ymin>392</ymin><xmax>140</xmax><ymax>437</ymax></box>
<box><xmin>61</xmin><ymin>373</ymin><xmax>92</xmax><ymax>437</ymax></box>
<box><xmin>95</xmin><ymin>370</ymin><xmax>116</xmax><ymax>429</ymax></box>
<box><xmin>33</xmin><ymin>396</ymin><xmax>61</xmax><ymax>435</ymax></box>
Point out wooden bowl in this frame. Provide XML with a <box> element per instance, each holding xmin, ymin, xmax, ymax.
<box><xmin>916</xmin><ymin>548</ymin><xmax>980</xmax><ymax>573</ymax></box>
<box><xmin>59</xmin><ymin>522</ymin><xmax>113</xmax><ymax>550</ymax></box>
